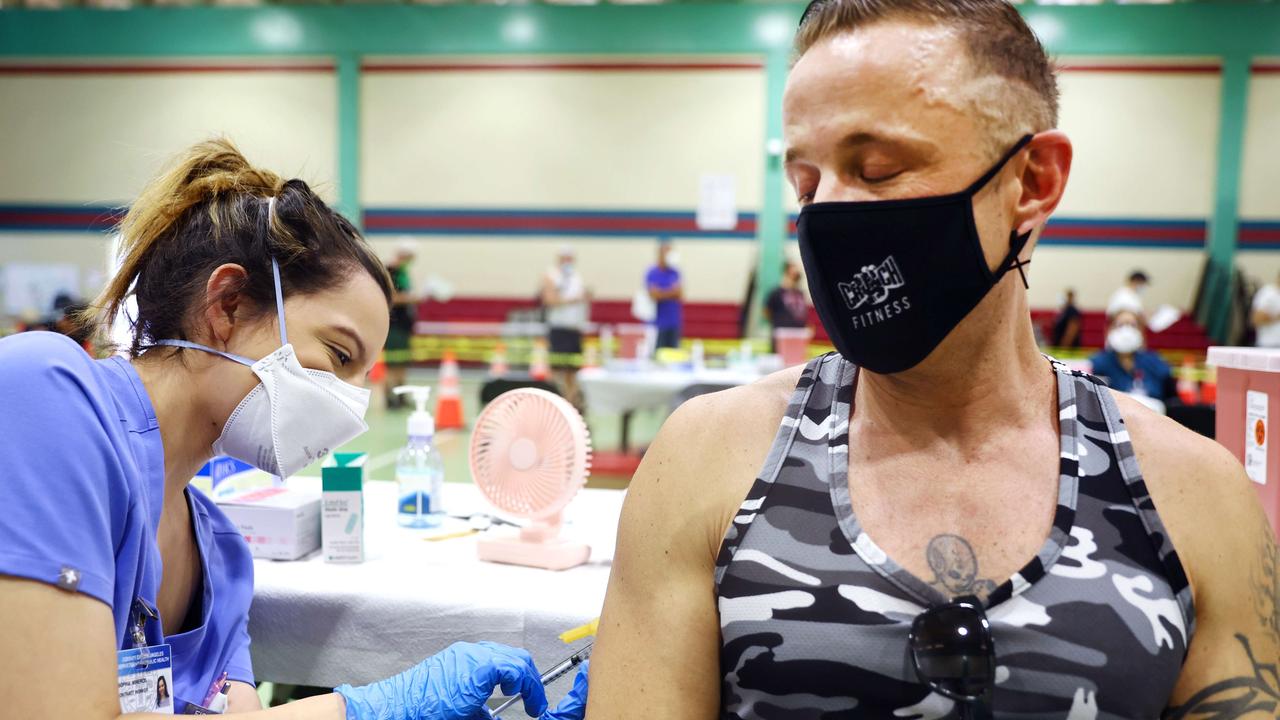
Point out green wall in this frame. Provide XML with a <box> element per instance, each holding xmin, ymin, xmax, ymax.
<box><xmin>3</xmin><ymin>3</ymin><xmax>1279</xmax><ymax>340</ymax></box>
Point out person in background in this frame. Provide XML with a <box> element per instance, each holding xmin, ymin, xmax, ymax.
<box><xmin>762</xmin><ymin>260</ymin><xmax>809</xmax><ymax>351</ymax></box>
<box><xmin>1089</xmin><ymin>309</ymin><xmax>1173</xmax><ymax>400</ymax></box>
<box><xmin>1049</xmin><ymin>287</ymin><xmax>1082</xmax><ymax>348</ymax></box>
<box><xmin>1251</xmin><ymin>269</ymin><xmax>1280</xmax><ymax>348</ymax></box>
<box><xmin>646</xmin><ymin>239</ymin><xmax>683</xmax><ymax>350</ymax></box>
<box><xmin>385</xmin><ymin>240</ymin><xmax>417</xmax><ymax>408</ymax></box>
<box><xmin>587</xmin><ymin>1</ymin><xmax>1274</xmax><ymax>716</ymax></box>
<box><xmin>1106</xmin><ymin>268</ymin><xmax>1148</xmax><ymax>318</ymax></box>
<box><xmin>542</xmin><ymin>245</ymin><xmax>589</xmax><ymax>406</ymax></box>
<box><xmin>0</xmin><ymin>139</ymin><xmax>587</xmax><ymax>720</ymax></box>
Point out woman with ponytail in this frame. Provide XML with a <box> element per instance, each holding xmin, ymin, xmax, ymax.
<box><xmin>0</xmin><ymin>139</ymin><xmax>587</xmax><ymax>720</ymax></box>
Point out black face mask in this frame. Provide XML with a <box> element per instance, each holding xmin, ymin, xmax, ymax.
<box><xmin>797</xmin><ymin>134</ymin><xmax>1035</xmax><ymax>374</ymax></box>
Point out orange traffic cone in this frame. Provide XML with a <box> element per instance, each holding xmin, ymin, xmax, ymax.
<box><xmin>489</xmin><ymin>342</ymin><xmax>509</xmax><ymax>377</ymax></box>
<box><xmin>435</xmin><ymin>349</ymin><xmax>465</xmax><ymax>430</ymax></box>
<box><xmin>1176</xmin><ymin>357</ymin><xmax>1200</xmax><ymax>405</ymax></box>
<box><xmin>530</xmin><ymin>338</ymin><xmax>550</xmax><ymax>381</ymax></box>
<box><xmin>1201</xmin><ymin>366</ymin><xmax>1217</xmax><ymax>405</ymax></box>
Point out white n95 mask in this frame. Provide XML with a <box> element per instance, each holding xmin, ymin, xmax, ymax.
<box><xmin>1106</xmin><ymin>325</ymin><xmax>1145</xmax><ymax>355</ymax></box>
<box><xmin>154</xmin><ymin>257</ymin><xmax>370</xmax><ymax>478</ymax></box>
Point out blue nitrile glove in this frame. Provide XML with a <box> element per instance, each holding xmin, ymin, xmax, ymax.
<box><xmin>335</xmin><ymin>641</ymin><xmax>548</xmax><ymax>720</ymax></box>
<box><xmin>540</xmin><ymin>661</ymin><xmax>588</xmax><ymax>720</ymax></box>
<box><xmin>495</xmin><ymin>661</ymin><xmax>588</xmax><ymax>720</ymax></box>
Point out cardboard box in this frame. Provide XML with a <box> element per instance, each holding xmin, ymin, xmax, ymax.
<box><xmin>323</xmin><ymin>453</ymin><xmax>367</xmax><ymax>563</ymax></box>
<box><xmin>216</xmin><ymin>487</ymin><xmax>321</xmax><ymax>561</ymax></box>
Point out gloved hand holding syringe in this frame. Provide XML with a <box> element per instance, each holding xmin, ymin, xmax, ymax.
<box><xmin>489</xmin><ymin>618</ymin><xmax>597</xmax><ymax>719</ymax></box>
<box><xmin>490</xmin><ymin>642</ymin><xmax>592</xmax><ymax>718</ymax></box>
<box><xmin>336</xmin><ymin>618</ymin><xmax>595</xmax><ymax>720</ymax></box>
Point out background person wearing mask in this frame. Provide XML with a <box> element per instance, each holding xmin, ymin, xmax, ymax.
<box><xmin>1106</xmin><ymin>268</ymin><xmax>1149</xmax><ymax>318</ymax></box>
<box><xmin>541</xmin><ymin>245</ymin><xmax>590</xmax><ymax>406</ymax></box>
<box><xmin>586</xmin><ymin>2</ymin><xmax>1275</xmax><ymax>717</ymax></box>
<box><xmin>645</xmin><ymin>239</ymin><xmax>683</xmax><ymax>350</ymax></box>
<box><xmin>762</xmin><ymin>260</ymin><xmax>809</xmax><ymax>351</ymax></box>
<box><xmin>1089</xmin><ymin>309</ymin><xmax>1173</xmax><ymax>401</ymax></box>
<box><xmin>1252</xmin><ymin>270</ymin><xmax>1280</xmax><ymax>348</ymax></box>
<box><xmin>0</xmin><ymin>140</ymin><xmax>586</xmax><ymax>720</ymax></box>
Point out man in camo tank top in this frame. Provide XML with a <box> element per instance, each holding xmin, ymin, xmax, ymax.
<box><xmin>585</xmin><ymin>1</ymin><xmax>1278</xmax><ymax>718</ymax></box>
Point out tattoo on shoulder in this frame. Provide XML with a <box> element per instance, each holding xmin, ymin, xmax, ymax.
<box><xmin>926</xmin><ymin>534</ymin><xmax>998</xmax><ymax>600</ymax></box>
<box><xmin>1252</xmin><ymin>528</ymin><xmax>1279</xmax><ymax>649</ymax></box>
<box><xmin>1163</xmin><ymin>634</ymin><xmax>1279</xmax><ymax>719</ymax></box>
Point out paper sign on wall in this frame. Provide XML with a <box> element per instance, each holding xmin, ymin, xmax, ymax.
<box><xmin>2</xmin><ymin>263</ymin><xmax>79</xmax><ymax>317</ymax></box>
<box><xmin>697</xmin><ymin>174</ymin><xmax>738</xmax><ymax>231</ymax></box>
<box><xmin>1246</xmin><ymin>390</ymin><xmax>1268</xmax><ymax>486</ymax></box>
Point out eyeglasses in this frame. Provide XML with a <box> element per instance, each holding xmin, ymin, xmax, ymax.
<box><xmin>908</xmin><ymin>595</ymin><xmax>996</xmax><ymax>720</ymax></box>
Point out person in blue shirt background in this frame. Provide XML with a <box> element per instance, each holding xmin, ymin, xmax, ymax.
<box><xmin>644</xmin><ymin>240</ymin><xmax>683</xmax><ymax>349</ymax></box>
<box><xmin>1089</xmin><ymin>309</ymin><xmax>1173</xmax><ymax>401</ymax></box>
<box><xmin>0</xmin><ymin>139</ymin><xmax>586</xmax><ymax>720</ymax></box>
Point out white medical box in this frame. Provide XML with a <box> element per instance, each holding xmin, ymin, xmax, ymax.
<box><xmin>216</xmin><ymin>486</ymin><xmax>322</xmax><ymax>561</ymax></box>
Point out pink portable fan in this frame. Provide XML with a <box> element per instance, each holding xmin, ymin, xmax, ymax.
<box><xmin>469</xmin><ymin>388</ymin><xmax>592</xmax><ymax>570</ymax></box>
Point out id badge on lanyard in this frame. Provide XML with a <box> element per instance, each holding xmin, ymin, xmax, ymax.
<box><xmin>116</xmin><ymin>598</ymin><xmax>175</xmax><ymax>715</ymax></box>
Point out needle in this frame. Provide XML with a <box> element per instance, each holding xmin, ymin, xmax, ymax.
<box><xmin>490</xmin><ymin>643</ymin><xmax>592</xmax><ymax>718</ymax></box>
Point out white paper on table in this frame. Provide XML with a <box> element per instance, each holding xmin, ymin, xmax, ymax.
<box><xmin>697</xmin><ymin>173</ymin><xmax>738</xmax><ymax>231</ymax></box>
<box><xmin>1246</xmin><ymin>390</ymin><xmax>1268</xmax><ymax>486</ymax></box>
<box><xmin>1147</xmin><ymin>304</ymin><xmax>1182</xmax><ymax>334</ymax></box>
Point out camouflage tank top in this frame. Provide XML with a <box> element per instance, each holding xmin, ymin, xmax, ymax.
<box><xmin>715</xmin><ymin>353</ymin><xmax>1194</xmax><ymax>719</ymax></box>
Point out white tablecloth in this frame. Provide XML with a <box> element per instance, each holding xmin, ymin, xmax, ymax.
<box><xmin>248</xmin><ymin>478</ymin><xmax>622</xmax><ymax>689</ymax></box>
<box><xmin>577</xmin><ymin>364</ymin><xmax>761</xmax><ymax>416</ymax></box>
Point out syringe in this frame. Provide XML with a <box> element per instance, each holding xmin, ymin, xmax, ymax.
<box><xmin>490</xmin><ymin>642</ymin><xmax>593</xmax><ymax>718</ymax></box>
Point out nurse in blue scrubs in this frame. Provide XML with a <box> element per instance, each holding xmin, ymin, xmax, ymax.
<box><xmin>0</xmin><ymin>139</ymin><xmax>587</xmax><ymax>720</ymax></box>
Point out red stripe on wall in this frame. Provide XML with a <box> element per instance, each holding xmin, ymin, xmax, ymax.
<box><xmin>1252</xmin><ymin>65</ymin><xmax>1280</xmax><ymax>74</ymax></box>
<box><xmin>1241</xmin><ymin>229</ymin><xmax>1280</xmax><ymax>242</ymax></box>
<box><xmin>365</xmin><ymin>214</ymin><xmax>758</xmax><ymax>233</ymax></box>
<box><xmin>0</xmin><ymin>64</ymin><xmax>335</xmax><ymax>75</ymax></box>
<box><xmin>362</xmin><ymin>61</ymin><xmax>764</xmax><ymax>73</ymax></box>
<box><xmin>0</xmin><ymin>210</ymin><xmax>120</xmax><ymax>224</ymax></box>
<box><xmin>1058</xmin><ymin>64</ymin><xmax>1221</xmax><ymax>74</ymax></box>
<box><xmin>1040</xmin><ymin>226</ymin><xmax>1205</xmax><ymax>240</ymax></box>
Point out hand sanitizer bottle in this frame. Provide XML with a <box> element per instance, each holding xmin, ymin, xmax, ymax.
<box><xmin>394</xmin><ymin>386</ymin><xmax>445</xmax><ymax>528</ymax></box>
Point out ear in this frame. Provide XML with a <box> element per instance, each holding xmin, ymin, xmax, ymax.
<box><xmin>200</xmin><ymin>263</ymin><xmax>250</xmax><ymax>348</ymax></box>
<box><xmin>1013</xmin><ymin>130</ymin><xmax>1073</xmax><ymax>236</ymax></box>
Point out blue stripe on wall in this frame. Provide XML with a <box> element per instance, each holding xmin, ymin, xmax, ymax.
<box><xmin>2</xmin><ymin>203</ymin><xmax>1271</xmax><ymax>251</ymax></box>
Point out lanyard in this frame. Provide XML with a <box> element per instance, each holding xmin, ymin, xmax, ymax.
<box><xmin>131</xmin><ymin>597</ymin><xmax>160</xmax><ymax>654</ymax></box>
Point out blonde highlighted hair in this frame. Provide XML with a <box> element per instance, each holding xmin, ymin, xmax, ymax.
<box><xmin>794</xmin><ymin>0</ymin><xmax>1059</xmax><ymax>146</ymax></box>
<box><xmin>84</xmin><ymin>138</ymin><xmax>391</xmax><ymax>354</ymax></box>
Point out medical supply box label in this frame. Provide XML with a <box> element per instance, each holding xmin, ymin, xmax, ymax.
<box><xmin>323</xmin><ymin>452</ymin><xmax>366</xmax><ymax>563</ymax></box>
<box><xmin>216</xmin><ymin>487</ymin><xmax>321</xmax><ymax>560</ymax></box>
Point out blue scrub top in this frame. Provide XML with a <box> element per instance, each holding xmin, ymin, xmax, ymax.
<box><xmin>0</xmin><ymin>332</ymin><xmax>256</xmax><ymax>712</ymax></box>
<box><xmin>1089</xmin><ymin>348</ymin><xmax>1172</xmax><ymax>399</ymax></box>
<box><xmin>645</xmin><ymin>265</ymin><xmax>682</xmax><ymax>331</ymax></box>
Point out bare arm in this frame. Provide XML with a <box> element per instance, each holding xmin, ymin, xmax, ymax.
<box><xmin>1254</xmin><ymin>308</ymin><xmax>1277</xmax><ymax>329</ymax></box>
<box><xmin>1164</xmin><ymin>460</ymin><xmax>1279</xmax><ymax>717</ymax></box>
<box><xmin>0</xmin><ymin>576</ymin><xmax>345</xmax><ymax>719</ymax></box>
<box><xmin>586</xmin><ymin>399</ymin><xmax>725</xmax><ymax>719</ymax></box>
<box><xmin>542</xmin><ymin>273</ymin><xmax>562</xmax><ymax>308</ymax></box>
<box><xmin>1062</xmin><ymin>316</ymin><xmax>1081</xmax><ymax>347</ymax></box>
<box><xmin>648</xmin><ymin>283</ymin><xmax>682</xmax><ymax>302</ymax></box>
<box><xmin>228</xmin><ymin>681</ymin><xmax>263</xmax><ymax>712</ymax></box>
<box><xmin>587</xmin><ymin>375</ymin><xmax>793</xmax><ymax>720</ymax></box>
<box><xmin>1121</xmin><ymin>399</ymin><xmax>1280</xmax><ymax>717</ymax></box>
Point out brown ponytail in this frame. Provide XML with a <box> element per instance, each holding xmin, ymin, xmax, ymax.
<box><xmin>82</xmin><ymin>138</ymin><xmax>392</xmax><ymax>355</ymax></box>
